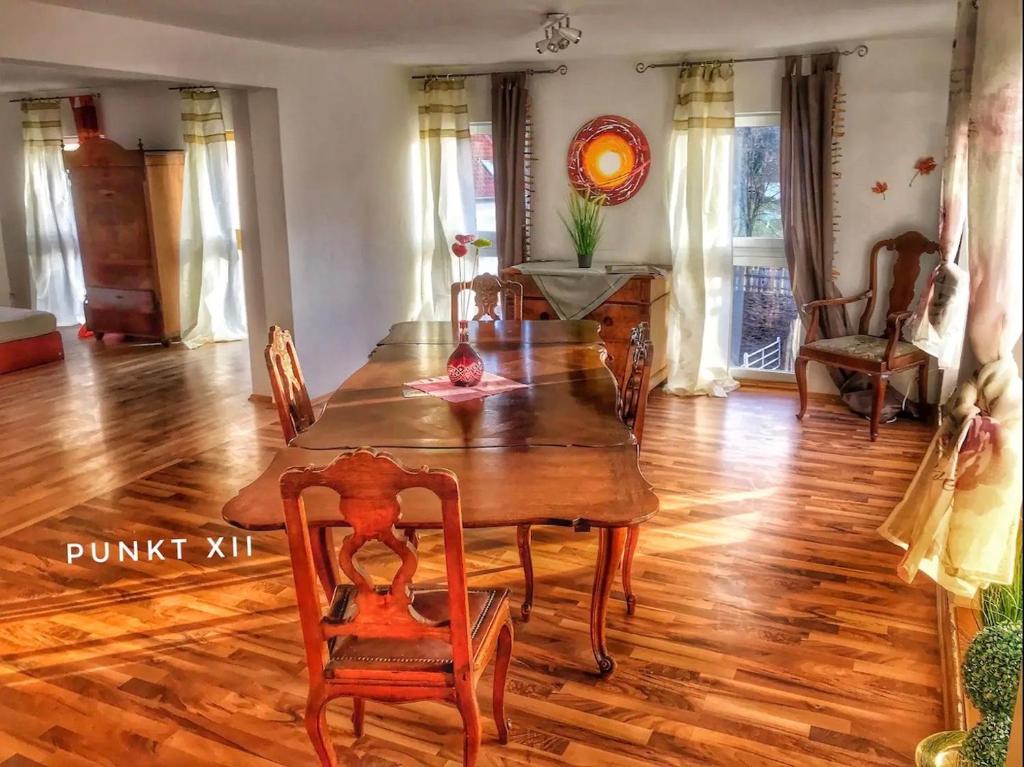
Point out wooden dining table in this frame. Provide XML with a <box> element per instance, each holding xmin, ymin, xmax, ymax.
<box><xmin>222</xmin><ymin>320</ymin><xmax>659</xmax><ymax>676</ymax></box>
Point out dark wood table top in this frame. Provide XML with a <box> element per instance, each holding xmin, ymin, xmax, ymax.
<box><xmin>223</xmin><ymin>445</ymin><xmax>658</xmax><ymax>531</ymax></box>
<box><xmin>378</xmin><ymin>320</ymin><xmax>603</xmax><ymax>346</ymax></box>
<box><xmin>293</xmin><ymin>342</ymin><xmax>630</xmax><ymax>450</ymax></box>
<box><xmin>223</xmin><ymin>320</ymin><xmax>657</xmax><ymax>532</ymax></box>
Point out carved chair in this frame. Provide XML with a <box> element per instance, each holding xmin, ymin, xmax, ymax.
<box><xmin>266</xmin><ymin>325</ymin><xmax>366</xmax><ymax>600</ymax></box>
<box><xmin>795</xmin><ymin>231</ymin><xmax>938</xmax><ymax>441</ymax></box>
<box><xmin>280</xmin><ymin>448</ymin><xmax>514</xmax><ymax>767</ymax></box>
<box><xmin>616</xmin><ymin>322</ymin><xmax>654</xmax><ymax>615</ymax></box>
<box><xmin>515</xmin><ymin>322</ymin><xmax>654</xmax><ymax>621</ymax></box>
<box><xmin>265</xmin><ymin>325</ymin><xmax>317</xmax><ymax>444</ymax></box>
<box><xmin>450</xmin><ymin>273</ymin><xmax>524</xmax><ymax>326</ymax></box>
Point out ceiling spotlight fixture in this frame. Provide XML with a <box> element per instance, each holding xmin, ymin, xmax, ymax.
<box><xmin>535</xmin><ymin>13</ymin><xmax>582</xmax><ymax>55</ymax></box>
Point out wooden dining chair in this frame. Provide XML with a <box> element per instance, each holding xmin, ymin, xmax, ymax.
<box><xmin>795</xmin><ymin>231</ymin><xmax>938</xmax><ymax>441</ymax></box>
<box><xmin>280</xmin><ymin>448</ymin><xmax>515</xmax><ymax>767</ymax></box>
<box><xmin>450</xmin><ymin>273</ymin><xmax>524</xmax><ymax>326</ymax></box>
<box><xmin>617</xmin><ymin>322</ymin><xmax>654</xmax><ymax>616</ymax></box>
<box><xmin>265</xmin><ymin>325</ymin><xmax>317</xmax><ymax>444</ymax></box>
<box><xmin>515</xmin><ymin>322</ymin><xmax>654</xmax><ymax>621</ymax></box>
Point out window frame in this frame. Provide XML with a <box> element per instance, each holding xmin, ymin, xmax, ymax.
<box><xmin>469</xmin><ymin>121</ymin><xmax>499</xmax><ymax>276</ymax></box>
<box><xmin>732</xmin><ymin>112</ymin><xmax>784</xmax><ymax>256</ymax></box>
<box><xmin>729</xmin><ymin>112</ymin><xmax>796</xmax><ymax>382</ymax></box>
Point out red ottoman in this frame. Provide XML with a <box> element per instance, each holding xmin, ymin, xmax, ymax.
<box><xmin>0</xmin><ymin>308</ymin><xmax>65</xmax><ymax>374</ymax></box>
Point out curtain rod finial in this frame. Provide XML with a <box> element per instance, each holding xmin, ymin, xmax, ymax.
<box><xmin>635</xmin><ymin>62</ymin><xmax>649</xmax><ymax>73</ymax></box>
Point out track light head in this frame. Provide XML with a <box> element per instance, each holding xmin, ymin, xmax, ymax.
<box><xmin>555</xmin><ymin>26</ymin><xmax>582</xmax><ymax>45</ymax></box>
<box><xmin>535</xmin><ymin>12</ymin><xmax>582</xmax><ymax>55</ymax></box>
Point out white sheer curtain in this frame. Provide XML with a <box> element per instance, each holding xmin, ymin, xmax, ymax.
<box><xmin>416</xmin><ymin>78</ymin><xmax>476</xmax><ymax>321</ymax></box>
<box><xmin>178</xmin><ymin>89</ymin><xmax>247</xmax><ymax>349</ymax></box>
<box><xmin>21</xmin><ymin>101</ymin><xmax>85</xmax><ymax>326</ymax></box>
<box><xmin>665</xmin><ymin>64</ymin><xmax>738</xmax><ymax>397</ymax></box>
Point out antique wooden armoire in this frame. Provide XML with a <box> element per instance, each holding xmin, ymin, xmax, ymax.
<box><xmin>65</xmin><ymin>137</ymin><xmax>183</xmax><ymax>345</ymax></box>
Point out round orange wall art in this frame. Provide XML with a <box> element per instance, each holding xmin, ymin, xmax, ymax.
<box><xmin>567</xmin><ymin>115</ymin><xmax>651</xmax><ymax>205</ymax></box>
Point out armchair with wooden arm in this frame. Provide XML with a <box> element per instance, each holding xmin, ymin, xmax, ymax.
<box><xmin>794</xmin><ymin>231</ymin><xmax>939</xmax><ymax>441</ymax></box>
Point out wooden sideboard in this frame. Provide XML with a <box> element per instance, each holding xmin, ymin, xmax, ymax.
<box><xmin>65</xmin><ymin>138</ymin><xmax>183</xmax><ymax>345</ymax></box>
<box><xmin>503</xmin><ymin>270</ymin><xmax>669</xmax><ymax>389</ymax></box>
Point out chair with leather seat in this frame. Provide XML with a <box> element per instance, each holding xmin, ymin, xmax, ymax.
<box><xmin>280</xmin><ymin>447</ymin><xmax>514</xmax><ymax>767</ymax></box>
<box><xmin>515</xmin><ymin>322</ymin><xmax>654</xmax><ymax>620</ymax></box>
<box><xmin>795</xmin><ymin>230</ymin><xmax>938</xmax><ymax>441</ymax></box>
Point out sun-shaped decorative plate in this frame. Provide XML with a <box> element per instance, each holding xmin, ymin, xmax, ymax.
<box><xmin>567</xmin><ymin>115</ymin><xmax>651</xmax><ymax>205</ymax></box>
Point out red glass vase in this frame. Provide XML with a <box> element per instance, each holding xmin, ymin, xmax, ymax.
<box><xmin>447</xmin><ymin>340</ymin><xmax>484</xmax><ymax>387</ymax></box>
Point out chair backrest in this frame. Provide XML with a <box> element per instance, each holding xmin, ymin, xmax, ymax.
<box><xmin>617</xmin><ymin>322</ymin><xmax>654</xmax><ymax>445</ymax></box>
<box><xmin>265</xmin><ymin>325</ymin><xmax>316</xmax><ymax>444</ymax></box>
<box><xmin>858</xmin><ymin>231</ymin><xmax>940</xmax><ymax>334</ymax></box>
<box><xmin>279</xmin><ymin>448</ymin><xmax>473</xmax><ymax>682</ymax></box>
<box><xmin>450</xmin><ymin>273</ymin><xmax>524</xmax><ymax>325</ymax></box>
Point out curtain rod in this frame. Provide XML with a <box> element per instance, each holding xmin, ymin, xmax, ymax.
<box><xmin>635</xmin><ymin>44</ymin><xmax>869</xmax><ymax>73</ymax></box>
<box><xmin>411</xmin><ymin>64</ymin><xmax>568</xmax><ymax>81</ymax></box>
<box><xmin>8</xmin><ymin>92</ymin><xmax>100</xmax><ymax>104</ymax></box>
<box><xmin>167</xmin><ymin>85</ymin><xmax>217</xmax><ymax>91</ymax></box>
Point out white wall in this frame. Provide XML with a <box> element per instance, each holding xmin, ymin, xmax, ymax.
<box><xmin>0</xmin><ymin>104</ymin><xmax>24</xmax><ymax>307</ymax></box>
<box><xmin>528</xmin><ymin>57</ymin><xmax>783</xmax><ymax>265</ymax></box>
<box><xmin>531</xmin><ymin>58</ymin><xmax>675</xmax><ymax>265</ymax></box>
<box><xmin>523</xmin><ymin>40</ymin><xmax>950</xmax><ymax>393</ymax></box>
<box><xmin>0</xmin><ymin>0</ymin><xmax>419</xmax><ymax>397</ymax></box>
<box><xmin>84</xmin><ymin>84</ymin><xmax>184</xmax><ymax>150</ymax></box>
<box><xmin>828</xmin><ymin>37</ymin><xmax>951</xmax><ymax>395</ymax></box>
<box><xmin>0</xmin><ymin>214</ymin><xmax>9</xmax><ymax>305</ymax></box>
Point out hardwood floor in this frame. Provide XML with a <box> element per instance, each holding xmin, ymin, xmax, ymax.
<box><xmin>0</xmin><ymin>330</ymin><xmax>943</xmax><ymax>766</ymax></box>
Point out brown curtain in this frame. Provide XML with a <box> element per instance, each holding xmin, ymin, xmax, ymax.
<box><xmin>69</xmin><ymin>95</ymin><xmax>102</xmax><ymax>142</ymax></box>
<box><xmin>780</xmin><ymin>53</ymin><xmax>845</xmax><ymax>342</ymax></box>
<box><xmin>491</xmin><ymin>72</ymin><xmax>528</xmax><ymax>269</ymax></box>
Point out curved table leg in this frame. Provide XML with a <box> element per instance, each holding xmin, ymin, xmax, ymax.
<box><xmin>622</xmin><ymin>524</ymin><xmax>640</xmax><ymax>616</ymax></box>
<box><xmin>590</xmin><ymin>526</ymin><xmax>625</xmax><ymax>677</ymax></box>
<box><xmin>516</xmin><ymin>525</ymin><xmax>534</xmax><ymax>622</ymax></box>
<box><xmin>311</xmin><ymin>527</ymin><xmax>339</xmax><ymax>599</ymax></box>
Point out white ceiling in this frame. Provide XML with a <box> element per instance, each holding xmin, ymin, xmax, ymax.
<box><xmin>36</xmin><ymin>0</ymin><xmax>956</xmax><ymax>65</ymax></box>
<box><xmin>0</xmin><ymin>60</ymin><xmax>163</xmax><ymax>94</ymax></box>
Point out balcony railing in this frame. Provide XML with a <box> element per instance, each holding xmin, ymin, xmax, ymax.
<box><xmin>742</xmin><ymin>337</ymin><xmax>782</xmax><ymax>371</ymax></box>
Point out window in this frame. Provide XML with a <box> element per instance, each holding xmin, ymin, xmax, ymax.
<box><xmin>469</xmin><ymin>122</ymin><xmax>499</xmax><ymax>275</ymax></box>
<box><xmin>729</xmin><ymin>114</ymin><xmax>800</xmax><ymax>378</ymax></box>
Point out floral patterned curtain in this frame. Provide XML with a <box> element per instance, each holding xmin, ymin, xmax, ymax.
<box><xmin>879</xmin><ymin>0</ymin><xmax>1022</xmax><ymax>598</ymax></box>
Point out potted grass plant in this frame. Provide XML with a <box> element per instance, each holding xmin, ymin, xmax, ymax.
<box><xmin>560</xmin><ymin>188</ymin><xmax>606</xmax><ymax>268</ymax></box>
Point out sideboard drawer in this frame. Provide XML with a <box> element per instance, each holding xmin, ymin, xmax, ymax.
<box><xmin>522</xmin><ymin>298</ymin><xmax>645</xmax><ymax>341</ymax></box>
<box><xmin>510</xmin><ymin>270</ymin><xmax>670</xmax><ymax>390</ymax></box>
<box><xmin>585</xmin><ymin>303</ymin><xmax>648</xmax><ymax>342</ymax></box>
<box><xmin>87</xmin><ymin>287</ymin><xmax>156</xmax><ymax>314</ymax></box>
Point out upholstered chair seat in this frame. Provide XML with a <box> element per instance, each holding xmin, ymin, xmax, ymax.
<box><xmin>803</xmin><ymin>334</ymin><xmax>920</xmax><ymax>363</ymax></box>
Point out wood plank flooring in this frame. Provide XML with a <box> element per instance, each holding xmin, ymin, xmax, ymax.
<box><xmin>0</xmin><ymin>330</ymin><xmax>943</xmax><ymax>766</ymax></box>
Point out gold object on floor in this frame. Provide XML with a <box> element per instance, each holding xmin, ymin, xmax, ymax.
<box><xmin>916</xmin><ymin>730</ymin><xmax>966</xmax><ymax>767</ymax></box>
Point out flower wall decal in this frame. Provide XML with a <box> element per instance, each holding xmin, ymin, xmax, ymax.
<box><xmin>910</xmin><ymin>156</ymin><xmax>938</xmax><ymax>186</ymax></box>
<box><xmin>872</xmin><ymin>181</ymin><xmax>889</xmax><ymax>199</ymax></box>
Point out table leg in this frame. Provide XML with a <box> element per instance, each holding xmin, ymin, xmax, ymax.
<box><xmin>311</xmin><ymin>527</ymin><xmax>339</xmax><ymax>598</ymax></box>
<box><xmin>590</xmin><ymin>526</ymin><xmax>625</xmax><ymax>677</ymax></box>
